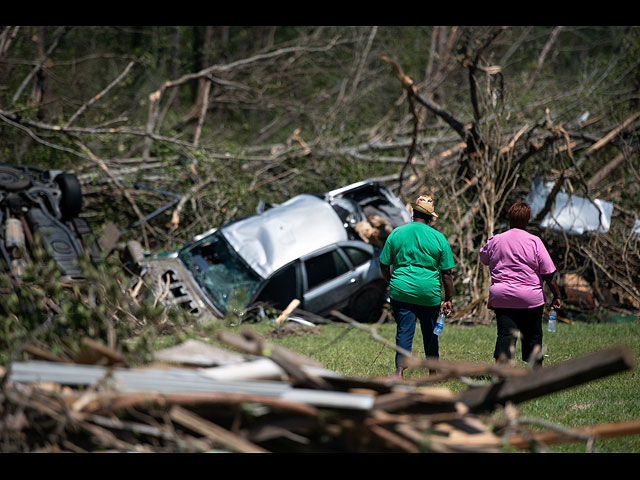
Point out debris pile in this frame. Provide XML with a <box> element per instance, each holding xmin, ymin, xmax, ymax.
<box><xmin>1</xmin><ymin>327</ymin><xmax>638</xmax><ymax>453</ymax></box>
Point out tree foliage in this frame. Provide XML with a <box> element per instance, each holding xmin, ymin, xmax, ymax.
<box><xmin>1</xmin><ymin>26</ymin><xmax>638</xmax><ymax>324</ymax></box>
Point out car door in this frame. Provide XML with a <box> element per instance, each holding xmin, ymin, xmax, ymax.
<box><xmin>301</xmin><ymin>243</ymin><xmax>374</xmax><ymax>315</ymax></box>
<box><xmin>254</xmin><ymin>261</ymin><xmax>302</xmax><ymax>310</ymax></box>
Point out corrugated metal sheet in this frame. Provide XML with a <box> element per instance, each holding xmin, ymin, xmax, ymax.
<box><xmin>7</xmin><ymin>361</ymin><xmax>375</xmax><ymax>410</ymax></box>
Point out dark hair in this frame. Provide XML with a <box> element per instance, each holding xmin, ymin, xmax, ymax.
<box><xmin>508</xmin><ymin>201</ymin><xmax>531</xmax><ymax>229</ymax></box>
<box><xmin>413</xmin><ymin>209</ymin><xmax>434</xmax><ymax>224</ymax></box>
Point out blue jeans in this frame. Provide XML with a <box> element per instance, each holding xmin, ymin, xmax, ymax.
<box><xmin>391</xmin><ymin>299</ymin><xmax>440</xmax><ymax>368</ymax></box>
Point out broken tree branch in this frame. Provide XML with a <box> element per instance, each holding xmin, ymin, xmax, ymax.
<box><xmin>381</xmin><ymin>55</ymin><xmax>469</xmax><ymax>140</ymax></box>
<box><xmin>65</xmin><ymin>60</ymin><xmax>135</xmax><ymax>128</ymax></box>
<box><xmin>10</xmin><ymin>26</ymin><xmax>72</xmax><ymax>106</ymax></box>
<box><xmin>458</xmin><ymin>345</ymin><xmax>635</xmax><ymax>412</ymax></box>
<box><xmin>507</xmin><ymin>419</ymin><xmax>640</xmax><ymax>450</ymax></box>
<box><xmin>169</xmin><ymin>405</ymin><xmax>270</xmax><ymax>453</ymax></box>
<box><xmin>583</xmin><ymin>111</ymin><xmax>640</xmax><ymax>156</ymax></box>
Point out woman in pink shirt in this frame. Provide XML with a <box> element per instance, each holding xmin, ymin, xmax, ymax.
<box><xmin>479</xmin><ymin>202</ymin><xmax>561</xmax><ymax>366</ymax></box>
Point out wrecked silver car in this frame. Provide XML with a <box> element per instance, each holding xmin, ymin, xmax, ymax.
<box><xmin>126</xmin><ymin>179</ymin><xmax>411</xmax><ymax>322</ymax></box>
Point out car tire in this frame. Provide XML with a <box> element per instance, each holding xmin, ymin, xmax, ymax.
<box><xmin>348</xmin><ymin>281</ymin><xmax>386</xmax><ymax>323</ymax></box>
<box><xmin>55</xmin><ymin>173</ymin><xmax>82</xmax><ymax>219</ymax></box>
<box><xmin>0</xmin><ymin>166</ymin><xmax>31</xmax><ymax>191</ymax></box>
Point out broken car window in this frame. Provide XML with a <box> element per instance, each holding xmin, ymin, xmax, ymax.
<box><xmin>255</xmin><ymin>263</ymin><xmax>298</xmax><ymax>310</ymax></box>
<box><xmin>178</xmin><ymin>231</ymin><xmax>262</xmax><ymax>313</ymax></box>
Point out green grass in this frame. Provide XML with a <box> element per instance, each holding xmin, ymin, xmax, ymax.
<box><xmin>226</xmin><ymin>318</ymin><xmax>640</xmax><ymax>453</ymax></box>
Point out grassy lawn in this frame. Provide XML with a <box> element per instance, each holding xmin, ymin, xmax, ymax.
<box><xmin>229</xmin><ymin>317</ymin><xmax>640</xmax><ymax>453</ymax></box>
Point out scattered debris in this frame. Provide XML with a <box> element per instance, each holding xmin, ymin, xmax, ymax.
<box><xmin>265</xmin><ymin>322</ymin><xmax>321</xmax><ymax>339</ymax></box>
<box><xmin>633</xmin><ymin>218</ymin><xmax>640</xmax><ymax>239</ymax></box>
<box><xmin>1</xmin><ymin>329</ymin><xmax>637</xmax><ymax>453</ymax></box>
<box><xmin>355</xmin><ymin>214</ymin><xmax>393</xmax><ymax>248</ymax></box>
<box><xmin>527</xmin><ymin>176</ymin><xmax>613</xmax><ymax>235</ymax></box>
<box><xmin>153</xmin><ymin>339</ymin><xmax>246</xmax><ymax>367</ymax></box>
<box><xmin>563</xmin><ymin>273</ymin><xmax>596</xmax><ymax>310</ymax></box>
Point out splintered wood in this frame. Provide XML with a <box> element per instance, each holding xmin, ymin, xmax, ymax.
<box><xmin>1</xmin><ymin>331</ymin><xmax>637</xmax><ymax>453</ymax></box>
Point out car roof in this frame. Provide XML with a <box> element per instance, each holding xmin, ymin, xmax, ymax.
<box><xmin>220</xmin><ymin>193</ymin><xmax>348</xmax><ymax>279</ymax></box>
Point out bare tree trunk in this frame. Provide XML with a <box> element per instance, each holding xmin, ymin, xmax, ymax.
<box><xmin>185</xmin><ymin>26</ymin><xmax>215</xmax><ymax>143</ymax></box>
<box><xmin>524</xmin><ymin>26</ymin><xmax>564</xmax><ymax>94</ymax></box>
<box><xmin>0</xmin><ymin>26</ymin><xmax>20</xmax><ymax>108</ymax></box>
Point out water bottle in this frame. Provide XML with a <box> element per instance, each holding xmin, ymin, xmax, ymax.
<box><xmin>433</xmin><ymin>312</ymin><xmax>445</xmax><ymax>336</ymax></box>
<box><xmin>547</xmin><ymin>308</ymin><xmax>557</xmax><ymax>332</ymax></box>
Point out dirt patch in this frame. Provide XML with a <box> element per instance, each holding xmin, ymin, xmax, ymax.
<box><xmin>265</xmin><ymin>322</ymin><xmax>321</xmax><ymax>338</ymax></box>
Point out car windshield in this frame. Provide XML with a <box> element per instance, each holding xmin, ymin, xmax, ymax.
<box><xmin>178</xmin><ymin>230</ymin><xmax>262</xmax><ymax>313</ymax></box>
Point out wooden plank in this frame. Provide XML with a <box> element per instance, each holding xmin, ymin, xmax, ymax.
<box><xmin>83</xmin><ymin>391</ymin><xmax>320</xmax><ymax>418</ymax></box>
<box><xmin>368</xmin><ymin>424</ymin><xmax>421</xmax><ymax>453</ymax></box>
<box><xmin>74</xmin><ymin>337</ymin><xmax>124</xmax><ymax>366</ymax></box>
<box><xmin>22</xmin><ymin>344</ymin><xmax>70</xmax><ymax>363</ymax></box>
<box><xmin>508</xmin><ymin>419</ymin><xmax>640</xmax><ymax>449</ymax></box>
<box><xmin>275</xmin><ymin>298</ymin><xmax>301</xmax><ymax>325</ymax></box>
<box><xmin>458</xmin><ymin>346</ymin><xmax>635</xmax><ymax>412</ymax></box>
<box><xmin>169</xmin><ymin>405</ymin><xmax>270</xmax><ymax>453</ymax></box>
<box><xmin>373</xmin><ymin>388</ymin><xmax>458</xmax><ymax>413</ymax></box>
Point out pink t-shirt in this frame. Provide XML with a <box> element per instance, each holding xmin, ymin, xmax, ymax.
<box><xmin>479</xmin><ymin>228</ymin><xmax>556</xmax><ymax>309</ymax></box>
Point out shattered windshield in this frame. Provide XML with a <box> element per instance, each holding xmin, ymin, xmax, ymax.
<box><xmin>178</xmin><ymin>230</ymin><xmax>262</xmax><ymax>313</ymax></box>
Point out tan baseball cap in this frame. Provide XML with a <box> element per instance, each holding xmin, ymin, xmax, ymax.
<box><xmin>411</xmin><ymin>195</ymin><xmax>438</xmax><ymax>217</ymax></box>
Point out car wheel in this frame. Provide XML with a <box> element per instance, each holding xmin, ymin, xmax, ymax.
<box><xmin>348</xmin><ymin>281</ymin><xmax>386</xmax><ymax>323</ymax></box>
<box><xmin>55</xmin><ymin>173</ymin><xmax>82</xmax><ymax>219</ymax></box>
<box><xmin>0</xmin><ymin>166</ymin><xmax>31</xmax><ymax>191</ymax></box>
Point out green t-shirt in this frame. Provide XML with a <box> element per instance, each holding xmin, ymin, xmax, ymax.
<box><xmin>380</xmin><ymin>222</ymin><xmax>455</xmax><ymax>306</ymax></box>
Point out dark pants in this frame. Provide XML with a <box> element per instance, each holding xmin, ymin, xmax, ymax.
<box><xmin>494</xmin><ymin>306</ymin><xmax>544</xmax><ymax>364</ymax></box>
<box><xmin>391</xmin><ymin>299</ymin><xmax>440</xmax><ymax>368</ymax></box>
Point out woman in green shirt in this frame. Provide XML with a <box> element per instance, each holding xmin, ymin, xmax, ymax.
<box><xmin>380</xmin><ymin>194</ymin><xmax>454</xmax><ymax>378</ymax></box>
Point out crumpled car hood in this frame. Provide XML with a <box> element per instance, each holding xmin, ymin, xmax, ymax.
<box><xmin>221</xmin><ymin>194</ymin><xmax>348</xmax><ymax>279</ymax></box>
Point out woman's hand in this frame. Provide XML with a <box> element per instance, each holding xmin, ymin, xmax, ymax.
<box><xmin>441</xmin><ymin>300</ymin><xmax>452</xmax><ymax>316</ymax></box>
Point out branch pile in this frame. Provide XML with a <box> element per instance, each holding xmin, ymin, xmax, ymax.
<box><xmin>1</xmin><ymin>325</ymin><xmax>637</xmax><ymax>453</ymax></box>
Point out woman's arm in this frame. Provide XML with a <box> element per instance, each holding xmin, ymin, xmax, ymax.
<box><xmin>542</xmin><ymin>272</ymin><xmax>562</xmax><ymax>310</ymax></box>
<box><xmin>441</xmin><ymin>269</ymin><xmax>453</xmax><ymax>315</ymax></box>
<box><xmin>380</xmin><ymin>263</ymin><xmax>391</xmax><ymax>286</ymax></box>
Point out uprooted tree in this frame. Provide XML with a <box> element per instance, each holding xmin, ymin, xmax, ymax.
<box><xmin>381</xmin><ymin>27</ymin><xmax>640</xmax><ymax>322</ymax></box>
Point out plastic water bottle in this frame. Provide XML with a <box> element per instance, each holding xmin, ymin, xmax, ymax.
<box><xmin>433</xmin><ymin>312</ymin><xmax>445</xmax><ymax>336</ymax></box>
<box><xmin>547</xmin><ymin>308</ymin><xmax>557</xmax><ymax>332</ymax></box>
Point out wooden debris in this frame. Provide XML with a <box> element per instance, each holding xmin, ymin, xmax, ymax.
<box><xmin>355</xmin><ymin>215</ymin><xmax>393</xmax><ymax>248</ymax></box>
<box><xmin>216</xmin><ymin>327</ymin><xmax>330</xmax><ymax>390</ymax></box>
<box><xmin>1</xmin><ymin>333</ymin><xmax>638</xmax><ymax>453</ymax></box>
<box><xmin>275</xmin><ymin>298</ymin><xmax>301</xmax><ymax>325</ymax></box>
<box><xmin>458</xmin><ymin>346</ymin><xmax>635</xmax><ymax>412</ymax></box>
<box><xmin>563</xmin><ymin>273</ymin><xmax>596</xmax><ymax>310</ymax></box>
<box><xmin>21</xmin><ymin>344</ymin><xmax>70</xmax><ymax>363</ymax></box>
<box><xmin>507</xmin><ymin>419</ymin><xmax>640</xmax><ymax>449</ymax></box>
<box><xmin>74</xmin><ymin>337</ymin><xmax>125</xmax><ymax>366</ymax></box>
<box><xmin>169</xmin><ymin>405</ymin><xmax>270</xmax><ymax>453</ymax></box>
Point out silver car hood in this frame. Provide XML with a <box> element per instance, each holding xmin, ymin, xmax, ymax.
<box><xmin>221</xmin><ymin>194</ymin><xmax>348</xmax><ymax>279</ymax></box>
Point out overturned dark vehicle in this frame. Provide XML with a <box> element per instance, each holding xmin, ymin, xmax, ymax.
<box><xmin>0</xmin><ymin>163</ymin><xmax>98</xmax><ymax>280</ymax></box>
<box><xmin>125</xmin><ymin>180</ymin><xmax>411</xmax><ymax>323</ymax></box>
